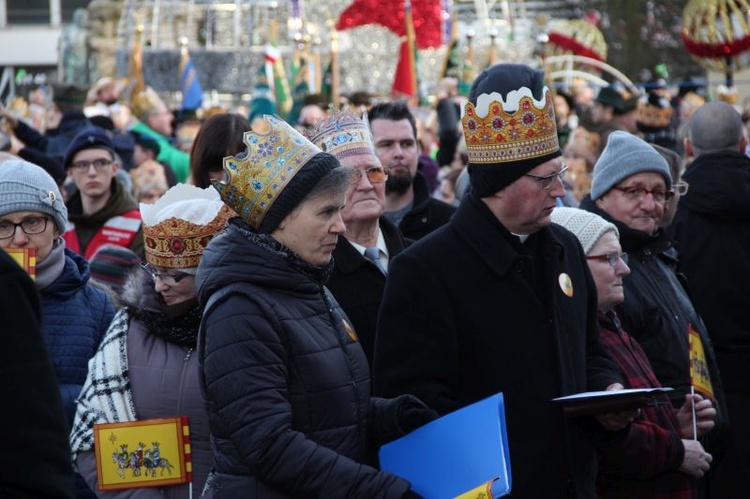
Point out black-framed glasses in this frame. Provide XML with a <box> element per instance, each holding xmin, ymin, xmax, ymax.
<box><xmin>70</xmin><ymin>158</ymin><xmax>113</xmax><ymax>172</ymax></box>
<box><xmin>352</xmin><ymin>166</ymin><xmax>389</xmax><ymax>184</ymax></box>
<box><xmin>141</xmin><ymin>262</ymin><xmax>190</xmax><ymax>285</ymax></box>
<box><xmin>612</xmin><ymin>186</ymin><xmax>674</xmax><ymax>203</ymax></box>
<box><xmin>673</xmin><ymin>182</ymin><xmax>689</xmax><ymax>196</ymax></box>
<box><xmin>0</xmin><ymin>216</ymin><xmax>50</xmax><ymax>239</ymax></box>
<box><xmin>524</xmin><ymin>164</ymin><xmax>569</xmax><ymax>190</ymax></box>
<box><xmin>586</xmin><ymin>252</ymin><xmax>629</xmax><ymax>268</ymax></box>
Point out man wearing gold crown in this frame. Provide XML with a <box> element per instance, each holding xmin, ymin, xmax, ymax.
<box><xmin>307</xmin><ymin>109</ymin><xmax>410</xmax><ymax>364</ymax></box>
<box><xmin>373</xmin><ymin>64</ymin><xmax>627</xmax><ymax>498</ymax></box>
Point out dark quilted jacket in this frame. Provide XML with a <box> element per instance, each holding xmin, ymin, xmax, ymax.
<box><xmin>196</xmin><ymin>219</ymin><xmax>412</xmax><ymax>498</ymax></box>
<box><xmin>13</xmin><ymin>111</ymin><xmax>97</xmax><ymax>161</ymax></box>
<box><xmin>41</xmin><ymin>248</ymin><xmax>114</xmax><ymax>426</ymax></box>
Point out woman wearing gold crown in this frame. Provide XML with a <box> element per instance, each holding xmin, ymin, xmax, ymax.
<box><xmin>196</xmin><ymin>115</ymin><xmax>435</xmax><ymax>497</ymax></box>
<box><xmin>70</xmin><ymin>184</ymin><xmax>233</xmax><ymax>497</ymax></box>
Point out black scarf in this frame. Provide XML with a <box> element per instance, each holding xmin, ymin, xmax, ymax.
<box><xmin>233</xmin><ymin>219</ymin><xmax>335</xmax><ymax>285</ymax></box>
<box><xmin>131</xmin><ymin>298</ymin><xmax>202</xmax><ymax>348</ymax></box>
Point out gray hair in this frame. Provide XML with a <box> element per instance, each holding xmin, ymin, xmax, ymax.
<box><xmin>300</xmin><ymin>166</ymin><xmax>353</xmax><ymax>205</ymax></box>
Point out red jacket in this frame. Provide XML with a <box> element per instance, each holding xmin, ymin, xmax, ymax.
<box><xmin>596</xmin><ymin>310</ymin><xmax>695</xmax><ymax>499</ymax></box>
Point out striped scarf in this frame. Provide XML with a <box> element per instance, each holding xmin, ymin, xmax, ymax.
<box><xmin>69</xmin><ymin>308</ymin><xmax>137</xmax><ymax>466</ymax></box>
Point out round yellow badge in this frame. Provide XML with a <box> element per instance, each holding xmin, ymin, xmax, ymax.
<box><xmin>343</xmin><ymin>319</ymin><xmax>358</xmax><ymax>342</ymax></box>
<box><xmin>558</xmin><ymin>273</ymin><xmax>574</xmax><ymax>297</ymax></box>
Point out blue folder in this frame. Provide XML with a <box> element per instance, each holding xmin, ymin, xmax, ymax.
<box><xmin>379</xmin><ymin>393</ymin><xmax>511</xmax><ymax>498</ymax></box>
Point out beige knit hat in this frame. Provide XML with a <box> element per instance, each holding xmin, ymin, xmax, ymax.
<box><xmin>550</xmin><ymin>207</ymin><xmax>618</xmax><ymax>254</ymax></box>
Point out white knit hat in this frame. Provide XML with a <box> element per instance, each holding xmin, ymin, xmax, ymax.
<box><xmin>550</xmin><ymin>207</ymin><xmax>618</xmax><ymax>254</ymax></box>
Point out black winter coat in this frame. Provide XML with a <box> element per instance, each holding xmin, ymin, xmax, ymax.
<box><xmin>0</xmin><ymin>251</ymin><xmax>74</xmax><ymax>498</ymax></box>
<box><xmin>196</xmin><ymin>219</ymin><xmax>420</xmax><ymax>498</ymax></box>
<box><xmin>373</xmin><ymin>193</ymin><xmax>621</xmax><ymax>499</ymax></box>
<box><xmin>581</xmin><ymin>195</ymin><xmax>729</xmax><ymax>457</ymax></box>
<box><xmin>396</xmin><ymin>171</ymin><xmax>456</xmax><ymax>241</ymax></box>
<box><xmin>671</xmin><ymin>150</ymin><xmax>750</xmax><ymax>395</ymax></box>
<box><xmin>327</xmin><ymin>217</ymin><xmax>410</xmax><ymax>364</ymax></box>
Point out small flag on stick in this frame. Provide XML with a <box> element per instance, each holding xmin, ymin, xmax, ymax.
<box><xmin>3</xmin><ymin>247</ymin><xmax>36</xmax><ymax>280</ymax></box>
<box><xmin>689</xmin><ymin>323</ymin><xmax>714</xmax><ymax>439</ymax></box>
<box><xmin>94</xmin><ymin>416</ymin><xmax>192</xmax><ymax>491</ymax></box>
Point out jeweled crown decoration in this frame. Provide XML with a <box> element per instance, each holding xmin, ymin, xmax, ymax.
<box><xmin>637</xmin><ymin>97</ymin><xmax>673</xmax><ymax>129</ymax></box>
<box><xmin>461</xmin><ymin>87</ymin><xmax>559</xmax><ymax>165</ymax></box>
<box><xmin>306</xmin><ymin>109</ymin><xmax>376</xmax><ymax>158</ymax></box>
<box><xmin>144</xmin><ymin>204</ymin><xmax>233</xmax><ymax>269</ymax></box>
<box><xmin>215</xmin><ymin>115</ymin><xmax>321</xmax><ymax>230</ymax></box>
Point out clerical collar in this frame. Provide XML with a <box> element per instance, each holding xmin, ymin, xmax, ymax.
<box><xmin>513</xmin><ymin>233</ymin><xmax>530</xmax><ymax>243</ymax></box>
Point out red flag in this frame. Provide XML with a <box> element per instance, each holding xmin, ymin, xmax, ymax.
<box><xmin>392</xmin><ymin>1</ymin><xmax>418</xmax><ymax>100</ymax></box>
<box><xmin>392</xmin><ymin>40</ymin><xmax>417</xmax><ymax>99</ymax></box>
<box><xmin>336</xmin><ymin>0</ymin><xmax>443</xmax><ymax>49</ymax></box>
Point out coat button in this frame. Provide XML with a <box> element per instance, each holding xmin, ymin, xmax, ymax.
<box><xmin>515</xmin><ymin>260</ymin><xmax>525</xmax><ymax>272</ymax></box>
<box><xmin>421</xmin><ymin>217</ymin><xmax>427</xmax><ymax>223</ymax></box>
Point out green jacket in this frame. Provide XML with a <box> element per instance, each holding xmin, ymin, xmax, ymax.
<box><xmin>130</xmin><ymin>122</ymin><xmax>190</xmax><ymax>183</ymax></box>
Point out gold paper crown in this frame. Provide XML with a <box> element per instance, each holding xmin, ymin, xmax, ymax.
<box><xmin>306</xmin><ymin>109</ymin><xmax>376</xmax><ymax>158</ymax></box>
<box><xmin>717</xmin><ymin>85</ymin><xmax>740</xmax><ymax>105</ymax></box>
<box><xmin>461</xmin><ymin>87</ymin><xmax>559</xmax><ymax>165</ymax></box>
<box><xmin>129</xmin><ymin>86</ymin><xmax>164</xmax><ymax>120</ymax></box>
<box><xmin>144</xmin><ymin>204</ymin><xmax>233</xmax><ymax>268</ymax></box>
<box><xmin>637</xmin><ymin>97</ymin><xmax>673</xmax><ymax>129</ymax></box>
<box><xmin>215</xmin><ymin>115</ymin><xmax>321</xmax><ymax>231</ymax></box>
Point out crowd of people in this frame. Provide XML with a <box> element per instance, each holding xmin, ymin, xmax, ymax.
<box><xmin>0</xmin><ymin>55</ymin><xmax>746</xmax><ymax>499</ymax></box>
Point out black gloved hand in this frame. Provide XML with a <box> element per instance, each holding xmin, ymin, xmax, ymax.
<box><xmin>398</xmin><ymin>397</ymin><xmax>439</xmax><ymax>433</ymax></box>
<box><xmin>402</xmin><ymin>488</ymin><xmax>424</xmax><ymax>499</ymax></box>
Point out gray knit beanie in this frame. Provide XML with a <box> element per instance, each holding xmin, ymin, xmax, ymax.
<box><xmin>590</xmin><ymin>131</ymin><xmax>672</xmax><ymax>200</ymax></box>
<box><xmin>551</xmin><ymin>207</ymin><xmax>618</xmax><ymax>254</ymax></box>
<box><xmin>0</xmin><ymin>160</ymin><xmax>68</xmax><ymax>233</ymax></box>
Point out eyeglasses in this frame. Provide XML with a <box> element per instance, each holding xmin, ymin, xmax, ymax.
<box><xmin>524</xmin><ymin>164</ymin><xmax>569</xmax><ymax>190</ymax></box>
<box><xmin>0</xmin><ymin>216</ymin><xmax>50</xmax><ymax>239</ymax></box>
<box><xmin>673</xmin><ymin>182</ymin><xmax>689</xmax><ymax>196</ymax></box>
<box><xmin>141</xmin><ymin>262</ymin><xmax>190</xmax><ymax>285</ymax></box>
<box><xmin>612</xmin><ymin>186</ymin><xmax>674</xmax><ymax>204</ymax></box>
<box><xmin>586</xmin><ymin>251</ymin><xmax>629</xmax><ymax>268</ymax></box>
<box><xmin>70</xmin><ymin>158</ymin><xmax>113</xmax><ymax>172</ymax></box>
<box><xmin>351</xmin><ymin>166</ymin><xmax>389</xmax><ymax>184</ymax></box>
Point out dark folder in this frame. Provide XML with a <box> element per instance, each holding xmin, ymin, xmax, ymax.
<box><xmin>553</xmin><ymin>387</ymin><xmax>674</xmax><ymax>417</ymax></box>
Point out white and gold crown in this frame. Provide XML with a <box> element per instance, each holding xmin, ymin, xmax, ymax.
<box><xmin>306</xmin><ymin>109</ymin><xmax>375</xmax><ymax>158</ymax></box>
<box><xmin>461</xmin><ymin>86</ymin><xmax>559</xmax><ymax>165</ymax></box>
<box><xmin>141</xmin><ymin>184</ymin><xmax>233</xmax><ymax>268</ymax></box>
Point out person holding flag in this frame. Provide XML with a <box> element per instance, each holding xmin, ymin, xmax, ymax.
<box><xmin>70</xmin><ymin>184</ymin><xmax>233</xmax><ymax>497</ymax></box>
<box><xmin>578</xmin><ymin>132</ymin><xmax>730</xmax><ymax>490</ymax></box>
<box><xmin>551</xmin><ymin>207</ymin><xmax>716</xmax><ymax>498</ymax></box>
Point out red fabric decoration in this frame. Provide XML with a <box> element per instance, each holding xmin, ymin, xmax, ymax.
<box><xmin>336</xmin><ymin>0</ymin><xmax>443</xmax><ymax>49</ymax></box>
<box><xmin>547</xmin><ymin>32</ymin><xmax>605</xmax><ymax>62</ymax></box>
<box><xmin>392</xmin><ymin>40</ymin><xmax>417</xmax><ymax>98</ymax></box>
<box><xmin>681</xmin><ymin>32</ymin><xmax>750</xmax><ymax>59</ymax></box>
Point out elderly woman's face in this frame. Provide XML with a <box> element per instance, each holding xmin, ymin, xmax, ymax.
<box><xmin>272</xmin><ymin>192</ymin><xmax>347</xmax><ymax>266</ymax></box>
<box><xmin>586</xmin><ymin>232</ymin><xmax>630</xmax><ymax>312</ymax></box>
<box><xmin>148</xmin><ymin>265</ymin><xmax>197</xmax><ymax>306</ymax></box>
<box><xmin>0</xmin><ymin>210</ymin><xmax>58</xmax><ymax>262</ymax></box>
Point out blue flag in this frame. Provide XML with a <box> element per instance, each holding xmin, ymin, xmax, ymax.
<box><xmin>180</xmin><ymin>47</ymin><xmax>203</xmax><ymax>111</ymax></box>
